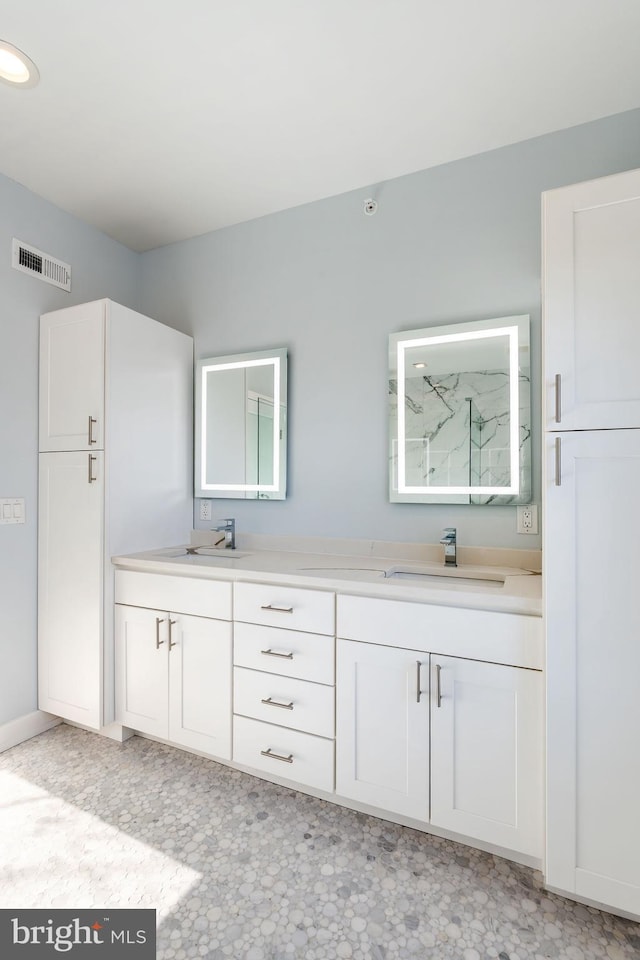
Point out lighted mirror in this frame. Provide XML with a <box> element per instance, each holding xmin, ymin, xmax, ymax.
<box><xmin>195</xmin><ymin>348</ymin><xmax>287</xmax><ymax>500</ymax></box>
<box><xmin>389</xmin><ymin>315</ymin><xmax>531</xmax><ymax>504</ymax></box>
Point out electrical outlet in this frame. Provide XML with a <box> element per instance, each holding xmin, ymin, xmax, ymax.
<box><xmin>199</xmin><ymin>500</ymin><xmax>212</xmax><ymax>522</ymax></box>
<box><xmin>516</xmin><ymin>504</ymin><xmax>538</xmax><ymax>535</ymax></box>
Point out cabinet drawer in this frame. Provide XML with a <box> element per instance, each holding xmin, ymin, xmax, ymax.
<box><xmin>115</xmin><ymin>570</ymin><xmax>231</xmax><ymax>620</ymax></box>
<box><xmin>234</xmin><ymin>622</ymin><xmax>335</xmax><ymax>684</ymax></box>
<box><xmin>234</xmin><ymin>581</ymin><xmax>334</xmax><ymax>635</ymax></box>
<box><xmin>234</xmin><ymin>667</ymin><xmax>334</xmax><ymax>738</ymax></box>
<box><xmin>233</xmin><ymin>715</ymin><xmax>334</xmax><ymax>792</ymax></box>
<box><xmin>337</xmin><ymin>595</ymin><xmax>542</xmax><ymax>670</ymax></box>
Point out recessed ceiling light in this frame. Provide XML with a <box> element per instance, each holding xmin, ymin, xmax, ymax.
<box><xmin>413</xmin><ymin>362</ymin><xmax>427</xmax><ymax>369</ymax></box>
<box><xmin>0</xmin><ymin>40</ymin><xmax>39</xmax><ymax>89</ymax></box>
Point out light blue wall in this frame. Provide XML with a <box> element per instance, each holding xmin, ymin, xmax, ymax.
<box><xmin>0</xmin><ymin>174</ymin><xmax>140</xmax><ymax>726</ymax></box>
<box><xmin>2</xmin><ymin>109</ymin><xmax>639</xmax><ymax>730</ymax></box>
<box><xmin>139</xmin><ymin>109</ymin><xmax>640</xmax><ymax>550</ymax></box>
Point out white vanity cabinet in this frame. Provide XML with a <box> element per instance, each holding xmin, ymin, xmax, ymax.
<box><xmin>38</xmin><ymin>300</ymin><xmax>193</xmax><ymax>730</ymax></box>
<box><xmin>232</xmin><ymin>581</ymin><xmax>336</xmax><ymax>792</ymax></box>
<box><xmin>430</xmin><ymin>655</ymin><xmax>542</xmax><ymax>858</ymax></box>
<box><xmin>336</xmin><ymin>638</ymin><xmax>429</xmax><ymax>820</ymax></box>
<box><xmin>115</xmin><ymin>571</ymin><xmax>232</xmax><ymax>758</ymax></box>
<box><xmin>336</xmin><ymin>594</ymin><xmax>543</xmax><ymax>859</ymax></box>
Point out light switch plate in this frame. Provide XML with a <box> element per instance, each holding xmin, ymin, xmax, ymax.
<box><xmin>0</xmin><ymin>498</ymin><xmax>25</xmax><ymax>524</ymax></box>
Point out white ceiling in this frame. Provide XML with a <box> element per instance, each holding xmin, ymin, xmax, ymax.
<box><xmin>1</xmin><ymin>1</ymin><xmax>639</xmax><ymax>252</ymax></box>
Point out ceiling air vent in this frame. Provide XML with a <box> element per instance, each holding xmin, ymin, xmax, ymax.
<box><xmin>11</xmin><ymin>238</ymin><xmax>71</xmax><ymax>291</ymax></box>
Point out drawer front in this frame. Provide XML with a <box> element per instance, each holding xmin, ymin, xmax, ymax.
<box><xmin>234</xmin><ymin>581</ymin><xmax>334</xmax><ymax>635</ymax></box>
<box><xmin>234</xmin><ymin>622</ymin><xmax>335</xmax><ymax>684</ymax></box>
<box><xmin>337</xmin><ymin>595</ymin><xmax>543</xmax><ymax>670</ymax></box>
<box><xmin>115</xmin><ymin>570</ymin><xmax>231</xmax><ymax>621</ymax></box>
<box><xmin>234</xmin><ymin>667</ymin><xmax>334</xmax><ymax>738</ymax></box>
<box><xmin>233</xmin><ymin>715</ymin><xmax>334</xmax><ymax>792</ymax></box>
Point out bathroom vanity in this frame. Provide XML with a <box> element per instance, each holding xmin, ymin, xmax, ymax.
<box><xmin>112</xmin><ymin>542</ymin><xmax>542</xmax><ymax>869</ymax></box>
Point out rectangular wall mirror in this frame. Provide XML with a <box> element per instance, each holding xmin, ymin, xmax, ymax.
<box><xmin>195</xmin><ymin>348</ymin><xmax>287</xmax><ymax>500</ymax></box>
<box><xmin>389</xmin><ymin>315</ymin><xmax>531</xmax><ymax>504</ymax></box>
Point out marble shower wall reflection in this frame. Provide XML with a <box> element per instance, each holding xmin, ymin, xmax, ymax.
<box><xmin>389</xmin><ymin>315</ymin><xmax>532</xmax><ymax>505</ymax></box>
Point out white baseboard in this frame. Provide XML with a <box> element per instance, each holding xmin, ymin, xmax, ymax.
<box><xmin>0</xmin><ymin>710</ymin><xmax>61</xmax><ymax>754</ymax></box>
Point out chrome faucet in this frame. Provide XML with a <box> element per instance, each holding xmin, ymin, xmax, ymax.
<box><xmin>212</xmin><ymin>518</ymin><xmax>236</xmax><ymax>550</ymax></box>
<box><xmin>439</xmin><ymin>527</ymin><xmax>457</xmax><ymax>567</ymax></box>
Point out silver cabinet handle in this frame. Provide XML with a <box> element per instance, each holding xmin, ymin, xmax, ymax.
<box><xmin>88</xmin><ymin>454</ymin><xmax>97</xmax><ymax>483</ymax></box>
<box><xmin>88</xmin><ymin>415</ymin><xmax>97</xmax><ymax>445</ymax></box>
<box><xmin>260</xmin><ymin>748</ymin><xmax>293</xmax><ymax>764</ymax></box>
<box><xmin>155</xmin><ymin>617</ymin><xmax>166</xmax><ymax>649</ymax></box>
<box><xmin>260</xmin><ymin>648</ymin><xmax>294</xmax><ymax>660</ymax></box>
<box><xmin>555</xmin><ymin>436</ymin><xmax>562</xmax><ymax>486</ymax></box>
<box><xmin>168</xmin><ymin>619</ymin><xmax>177</xmax><ymax>649</ymax></box>
<box><xmin>435</xmin><ymin>663</ymin><xmax>442</xmax><ymax>708</ymax></box>
<box><xmin>261</xmin><ymin>696</ymin><xmax>294</xmax><ymax>711</ymax></box>
<box><xmin>260</xmin><ymin>603</ymin><xmax>294</xmax><ymax>614</ymax></box>
<box><xmin>554</xmin><ymin>374</ymin><xmax>562</xmax><ymax>424</ymax></box>
<box><xmin>416</xmin><ymin>660</ymin><xmax>422</xmax><ymax>703</ymax></box>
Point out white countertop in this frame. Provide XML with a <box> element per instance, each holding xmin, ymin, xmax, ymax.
<box><xmin>112</xmin><ymin>540</ymin><xmax>542</xmax><ymax>617</ymax></box>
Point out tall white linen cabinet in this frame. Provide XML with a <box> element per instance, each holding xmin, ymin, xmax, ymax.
<box><xmin>543</xmin><ymin>167</ymin><xmax>640</xmax><ymax>919</ymax></box>
<box><xmin>38</xmin><ymin>299</ymin><xmax>193</xmax><ymax>731</ymax></box>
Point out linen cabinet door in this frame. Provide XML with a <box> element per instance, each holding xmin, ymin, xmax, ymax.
<box><xmin>543</xmin><ymin>167</ymin><xmax>640</xmax><ymax>431</ymax></box>
<box><xmin>430</xmin><ymin>655</ymin><xmax>542</xmax><ymax>858</ymax></box>
<box><xmin>115</xmin><ymin>604</ymin><xmax>169</xmax><ymax>738</ymax></box>
<box><xmin>39</xmin><ymin>302</ymin><xmax>105</xmax><ymax>452</ymax></box>
<box><xmin>168</xmin><ymin>613</ymin><xmax>232</xmax><ymax>759</ymax></box>
<box><xmin>38</xmin><ymin>450</ymin><xmax>104</xmax><ymax>729</ymax></box>
<box><xmin>336</xmin><ymin>639</ymin><xmax>429</xmax><ymax>820</ymax></box>
<box><xmin>545</xmin><ymin>429</ymin><xmax>640</xmax><ymax>916</ymax></box>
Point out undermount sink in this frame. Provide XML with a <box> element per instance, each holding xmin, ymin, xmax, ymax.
<box><xmin>154</xmin><ymin>547</ymin><xmax>250</xmax><ymax>560</ymax></box>
<box><xmin>384</xmin><ymin>566</ymin><xmax>506</xmax><ymax>588</ymax></box>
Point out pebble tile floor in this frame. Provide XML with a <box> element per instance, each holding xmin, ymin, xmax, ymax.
<box><xmin>0</xmin><ymin>724</ymin><xmax>638</xmax><ymax>960</ymax></box>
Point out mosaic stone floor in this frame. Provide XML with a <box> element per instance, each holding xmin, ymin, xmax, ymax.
<box><xmin>0</xmin><ymin>724</ymin><xmax>638</xmax><ymax>960</ymax></box>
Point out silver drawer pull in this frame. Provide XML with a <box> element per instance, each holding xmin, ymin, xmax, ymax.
<box><xmin>261</xmin><ymin>697</ymin><xmax>294</xmax><ymax>711</ymax></box>
<box><xmin>88</xmin><ymin>454</ymin><xmax>97</xmax><ymax>483</ymax></box>
<box><xmin>555</xmin><ymin>436</ymin><xmax>562</xmax><ymax>487</ymax></box>
<box><xmin>435</xmin><ymin>663</ymin><xmax>442</xmax><ymax>708</ymax></box>
<box><xmin>261</xmin><ymin>748</ymin><xmax>293</xmax><ymax>764</ymax></box>
<box><xmin>88</xmin><ymin>415</ymin><xmax>97</xmax><ymax>445</ymax></box>
<box><xmin>155</xmin><ymin>617</ymin><xmax>166</xmax><ymax>649</ymax></box>
<box><xmin>260</xmin><ymin>603</ymin><xmax>294</xmax><ymax>614</ymax></box>
<box><xmin>260</xmin><ymin>648</ymin><xmax>294</xmax><ymax>660</ymax></box>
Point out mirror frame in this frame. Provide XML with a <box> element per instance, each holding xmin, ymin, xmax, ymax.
<box><xmin>195</xmin><ymin>347</ymin><xmax>288</xmax><ymax>500</ymax></box>
<box><xmin>389</xmin><ymin>315</ymin><xmax>531</xmax><ymax>505</ymax></box>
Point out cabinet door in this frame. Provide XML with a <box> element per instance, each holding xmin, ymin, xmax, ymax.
<box><xmin>168</xmin><ymin>613</ymin><xmax>232</xmax><ymax>759</ymax></box>
<box><xmin>545</xmin><ymin>429</ymin><xmax>640</xmax><ymax>915</ymax></box>
<box><xmin>38</xmin><ymin>451</ymin><xmax>104</xmax><ymax>729</ymax></box>
<box><xmin>336</xmin><ymin>639</ymin><xmax>429</xmax><ymax>820</ymax></box>
<box><xmin>430</xmin><ymin>655</ymin><xmax>542</xmax><ymax>858</ymax></box>
<box><xmin>115</xmin><ymin>604</ymin><xmax>169</xmax><ymax>738</ymax></box>
<box><xmin>543</xmin><ymin>167</ymin><xmax>640</xmax><ymax>431</ymax></box>
<box><xmin>39</xmin><ymin>301</ymin><xmax>105</xmax><ymax>451</ymax></box>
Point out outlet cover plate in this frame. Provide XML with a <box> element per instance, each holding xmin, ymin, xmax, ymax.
<box><xmin>516</xmin><ymin>504</ymin><xmax>538</xmax><ymax>535</ymax></box>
